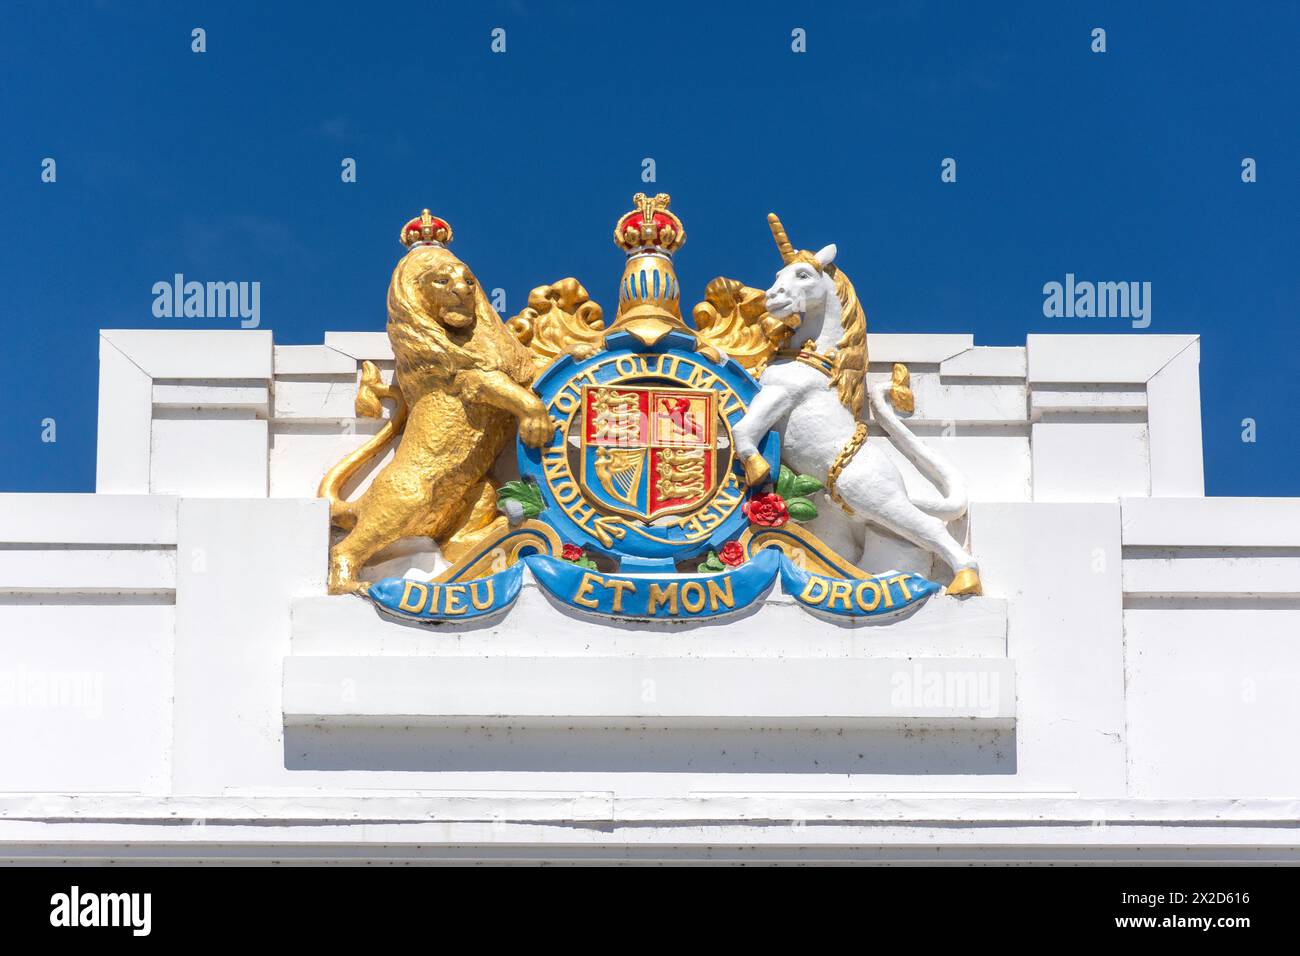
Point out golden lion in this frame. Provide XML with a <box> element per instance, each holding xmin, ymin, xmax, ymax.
<box><xmin>318</xmin><ymin>244</ymin><xmax>553</xmax><ymax>594</ymax></box>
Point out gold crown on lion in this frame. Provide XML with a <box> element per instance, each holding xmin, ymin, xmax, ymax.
<box><xmin>399</xmin><ymin>208</ymin><xmax>454</xmax><ymax>249</ymax></box>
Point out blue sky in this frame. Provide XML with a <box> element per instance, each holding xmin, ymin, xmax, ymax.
<box><xmin>2</xmin><ymin>1</ymin><xmax>1297</xmax><ymax>495</ymax></box>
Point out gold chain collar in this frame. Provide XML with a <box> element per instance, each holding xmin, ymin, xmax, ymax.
<box><xmin>776</xmin><ymin>339</ymin><xmax>835</xmax><ymax>378</ymax></box>
<box><xmin>826</xmin><ymin>422</ymin><xmax>868</xmax><ymax>514</ymax></box>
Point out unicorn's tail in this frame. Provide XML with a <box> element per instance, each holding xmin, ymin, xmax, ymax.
<box><xmin>866</xmin><ymin>364</ymin><xmax>968</xmax><ymax>522</ymax></box>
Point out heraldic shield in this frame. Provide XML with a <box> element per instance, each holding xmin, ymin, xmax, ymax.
<box><xmin>580</xmin><ymin>383</ymin><xmax>717</xmax><ymax>521</ymax></box>
<box><xmin>523</xmin><ymin>327</ymin><xmax>777</xmax><ymax>571</ymax></box>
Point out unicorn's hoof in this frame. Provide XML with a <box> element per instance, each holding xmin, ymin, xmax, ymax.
<box><xmin>741</xmin><ymin>452</ymin><xmax>771</xmax><ymax>487</ymax></box>
<box><xmin>946</xmin><ymin>568</ymin><xmax>983</xmax><ymax>597</ymax></box>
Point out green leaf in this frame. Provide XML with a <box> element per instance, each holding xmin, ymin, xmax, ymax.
<box><xmin>498</xmin><ymin>479</ymin><xmax>544</xmax><ymax>518</ymax></box>
<box><xmin>775</xmin><ymin>465</ymin><xmax>796</xmax><ymax>498</ymax></box>
<box><xmin>576</xmin><ymin>556</ymin><xmax>599</xmax><ymax>570</ymax></box>
<box><xmin>790</xmin><ymin>473</ymin><xmax>824</xmax><ymax>496</ymax></box>
<box><xmin>786</xmin><ymin>496</ymin><xmax>818</xmax><ymax>522</ymax></box>
<box><xmin>697</xmin><ymin>551</ymin><xmax>725</xmax><ymax>573</ymax></box>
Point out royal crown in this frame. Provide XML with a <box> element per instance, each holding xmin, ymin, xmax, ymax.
<box><xmin>399</xmin><ymin>208</ymin><xmax>453</xmax><ymax>248</ymax></box>
<box><xmin>609</xmin><ymin>193</ymin><xmax>694</xmax><ymax>344</ymax></box>
<box><xmin>613</xmin><ymin>192</ymin><xmax>686</xmax><ymax>255</ymax></box>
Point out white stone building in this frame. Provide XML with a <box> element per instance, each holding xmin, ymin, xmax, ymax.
<box><xmin>2</xmin><ymin>328</ymin><xmax>1297</xmax><ymax>864</ymax></box>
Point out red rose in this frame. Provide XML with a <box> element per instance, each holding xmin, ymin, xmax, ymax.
<box><xmin>718</xmin><ymin>541</ymin><xmax>746</xmax><ymax>567</ymax></box>
<box><xmin>561</xmin><ymin>543</ymin><xmax>584</xmax><ymax>562</ymax></box>
<box><xmin>743</xmin><ymin>492</ymin><xmax>789</xmax><ymax>528</ymax></box>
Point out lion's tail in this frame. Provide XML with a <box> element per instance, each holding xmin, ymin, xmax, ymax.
<box><xmin>316</xmin><ymin>361</ymin><xmax>408</xmax><ymax>530</ymax></box>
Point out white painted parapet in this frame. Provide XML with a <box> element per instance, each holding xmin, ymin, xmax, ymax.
<box><xmin>94</xmin><ymin>330</ymin><xmax>1203</xmax><ymax>507</ymax></box>
<box><xmin>0</xmin><ymin>494</ymin><xmax>176</xmax><ymax>795</ymax></box>
<box><xmin>1120</xmin><ymin>496</ymin><xmax>1300</xmax><ymax>799</ymax></box>
<box><xmin>1027</xmin><ymin>333</ymin><xmax>1202</xmax><ymax>500</ymax></box>
<box><xmin>7</xmin><ymin>326</ymin><xmax>1298</xmax><ymax>863</ymax></box>
<box><xmin>97</xmin><ymin>330</ymin><xmax>273</xmax><ymax>497</ymax></box>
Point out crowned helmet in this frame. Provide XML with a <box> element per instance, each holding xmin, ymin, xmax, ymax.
<box><xmin>608</xmin><ymin>193</ymin><xmax>694</xmax><ymax>346</ymax></box>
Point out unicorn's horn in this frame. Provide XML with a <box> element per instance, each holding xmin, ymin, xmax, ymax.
<box><xmin>767</xmin><ymin>213</ymin><xmax>796</xmax><ymax>264</ymax></box>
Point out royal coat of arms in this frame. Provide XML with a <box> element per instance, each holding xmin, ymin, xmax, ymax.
<box><xmin>318</xmin><ymin>193</ymin><xmax>981</xmax><ymax>624</ymax></box>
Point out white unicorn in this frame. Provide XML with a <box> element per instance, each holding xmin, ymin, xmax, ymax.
<box><xmin>731</xmin><ymin>214</ymin><xmax>982</xmax><ymax>596</ymax></box>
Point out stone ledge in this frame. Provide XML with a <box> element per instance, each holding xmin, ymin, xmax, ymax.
<box><xmin>0</xmin><ymin>494</ymin><xmax>177</xmax><ymax>544</ymax></box>
<box><xmin>2</xmin><ymin>794</ymin><xmax>1299</xmax><ymax>863</ymax></box>
<box><xmin>1122</xmin><ymin>496</ymin><xmax>1300</xmax><ymax>547</ymax></box>
<box><xmin>1026</xmin><ymin>333</ymin><xmax>1197</xmax><ymax>384</ymax></box>
<box><xmin>290</xmin><ymin>590</ymin><xmax>1008</xmax><ymax>658</ymax></box>
<box><xmin>282</xmin><ymin>655</ymin><xmax>1015</xmax><ymax>726</ymax></box>
<box><xmin>6</xmin><ymin>793</ymin><xmax>1299</xmax><ymax>825</ymax></box>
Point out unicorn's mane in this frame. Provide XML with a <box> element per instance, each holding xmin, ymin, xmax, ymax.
<box><xmin>827</xmin><ymin>265</ymin><xmax>867</xmax><ymax>419</ymax></box>
<box><xmin>765</xmin><ymin>211</ymin><xmax>868</xmax><ymax>418</ymax></box>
